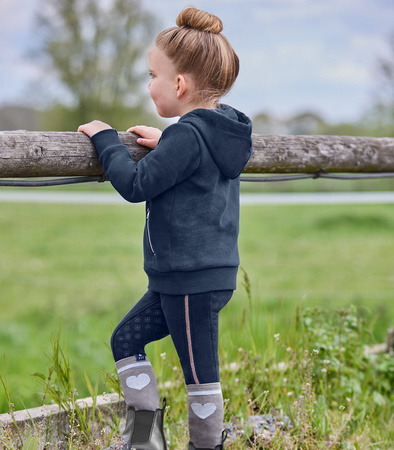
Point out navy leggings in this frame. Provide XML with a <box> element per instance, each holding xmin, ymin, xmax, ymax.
<box><xmin>110</xmin><ymin>290</ymin><xmax>232</xmax><ymax>385</ymax></box>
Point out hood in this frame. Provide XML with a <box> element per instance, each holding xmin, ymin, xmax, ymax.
<box><xmin>180</xmin><ymin>105</ymin><xmax>253</xmax><ymax>179</ymax></box>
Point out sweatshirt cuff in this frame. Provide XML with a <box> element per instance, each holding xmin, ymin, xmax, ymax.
<box><xmin>90</xmin><ymin>128</ymin><xmax>121</xmax><ymax>156</ymax></box>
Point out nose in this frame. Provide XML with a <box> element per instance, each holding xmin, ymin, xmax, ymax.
<box><xmin>148</xmin><ymin>80</ymin><xmax>152</xmax><ymax>90</ymax></box>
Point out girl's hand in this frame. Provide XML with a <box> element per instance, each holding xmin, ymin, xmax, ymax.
<box><xmin>78</xmin><ymin>120</ymin><xmax>112</xmax><ymax>138</ymax></box>
<box><xmin>127</xmin><ymin>125</ymin><xmax>162</xmax><ymax>149</ymax></box>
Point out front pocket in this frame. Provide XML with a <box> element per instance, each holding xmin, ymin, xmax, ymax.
<box><xmin>146</xmin><ymin>207</ymin><xmax>155</xmax><ymax>255</ymax></box>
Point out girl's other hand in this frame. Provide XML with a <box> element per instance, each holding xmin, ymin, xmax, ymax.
<box><xmin>78</xmin><ymin>120</ymin><xmax>112</xmax><ymax>138</ymax></box>
<box><xmin>127</xmin><ymin>125</ymin><xmax>162</xmax><ymax>149</ymax></box>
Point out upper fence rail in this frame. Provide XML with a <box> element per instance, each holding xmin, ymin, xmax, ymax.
<box><xmin>0</xmin><ymin>131</ymin><xmax>394</xmax><ymax>182</ymax></box>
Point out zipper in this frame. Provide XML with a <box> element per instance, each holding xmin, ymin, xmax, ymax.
<box><xmin>146</xmin><ymin>208</ymin><xmax>155</xmax><ymax>255</ymax></box>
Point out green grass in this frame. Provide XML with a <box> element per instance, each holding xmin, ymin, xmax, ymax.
<box><xmin>0</xmin><ymin>199</ymin><xmax>393</xmax><ymax>447</ymax></box>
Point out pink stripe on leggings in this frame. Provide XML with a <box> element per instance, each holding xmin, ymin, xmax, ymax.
<box><xmin>185</xmin><ymin>295</ymin><xmax>200</xmax><ymax>384</ymax></box>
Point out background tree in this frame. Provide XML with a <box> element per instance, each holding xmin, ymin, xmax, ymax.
<box><xmin>252</xmin><ymin>112</ymin><xmax>287</xmax><ymax>135</ymax></box>
<box><xmin>366</xmin><ymin>32</ymin><xmax>394</xmax><ymax>136</ymax></box>
<box><xmin>252</xmin><ymin>109</ymin><xmax>382</xmax><ymax>137</ymax></box>
<box><xmin>252</xmin><ymin>111</ymin><xmax>328</xmax><ymax>136</ymax></box>
<box><xmin>284</xmin><ymin>112</ymin><xmax>326</xmax><ymax>135</ymax></box>
<box><xmin>37</xmin><ymin>0</ymin><xmax>162</xmax><ymax>130</ymax></box>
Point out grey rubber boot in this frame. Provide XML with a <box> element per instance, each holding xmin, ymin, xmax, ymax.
<box><xmin>106</xmin><ymin>399</ymin><xmax>167</xmax><ymax>450</ymax></box>
<box><xmin>188</xmin><ymin>429</ymin><xmax>227</xmax><ymax>450</ymax></box>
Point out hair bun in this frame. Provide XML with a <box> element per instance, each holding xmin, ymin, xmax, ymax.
<box><xmin>176</xmin><ymin>8</ymin><xmax>223</xmax><ymax>34</ymax></box>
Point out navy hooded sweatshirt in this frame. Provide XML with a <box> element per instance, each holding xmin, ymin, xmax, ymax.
<box><xmin>91</xmin><ymin>105</ymin><xmax>253</xmax><ymax>295</ymax></box>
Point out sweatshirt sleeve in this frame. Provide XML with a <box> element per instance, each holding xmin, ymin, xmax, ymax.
<box><xmin>91</xmin><ymin>123</ymin><xmax>201</xmax><ymax>203</ymax></box>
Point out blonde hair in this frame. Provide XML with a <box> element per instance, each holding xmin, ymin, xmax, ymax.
<box><xmin>155</xmin><ymin>7</ymin><xmax>239</xmax><ymax>105</ymax></box>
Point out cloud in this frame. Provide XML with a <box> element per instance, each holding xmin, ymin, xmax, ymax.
<box><xmin>317</xmin><ymin>61</ymin><xmax>370</xmax><ymax>84</ymax></box>
<box><xmin>0</xmin><ymin>0</ymin><xmax>38</xmax><ymax>37</ymax></box>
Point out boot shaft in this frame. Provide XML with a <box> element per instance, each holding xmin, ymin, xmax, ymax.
<box><xmin>107</xmin><ymin>399</ymin><xmax>167</xmax><ymax>450</ymax></box>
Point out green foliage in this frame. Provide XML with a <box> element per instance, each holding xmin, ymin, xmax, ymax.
<box><xmin>32</xmin><ymin>332</ymin><xmax>102</xmax><ymax>444</ymax></box>
<box><xmin>298</xmin><ymin>306</ymin><xmax>394</xmax><ymax>405</ymax></box>
<box><xmin>100</xmin><ymin>368</ymin><xmax>122</xmax><ymax>398</ymax></box>
<box><xmin>21</xmin><ymin>437</ymin><xmax>39</xmax><ymax>450</ymax></box>
<box><xmin>218</xmin><ymin>304</ymin><xmax>393</xmax><ymax>449</ymax></box>
<box><xmin>1</xmin><ymin>305</ymin><xmax>393</xmax><ymax>447</ymax></box>
<box><xmin>33</xmin><ymin>332</ymin><xmax>75</xmax><ymax>411</ymax></box>
<box><xmin>0</xmin><ymin>202</ymin><xmax>393</xmax><ymax>447</ymax></box>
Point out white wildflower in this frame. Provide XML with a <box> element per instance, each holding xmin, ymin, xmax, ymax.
<box><xmin>229</xmin><ymin>362</ymin><xmax>240</xmax><ymax>371</ymax></box>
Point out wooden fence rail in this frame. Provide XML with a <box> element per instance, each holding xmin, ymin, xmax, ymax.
<box><xmin>1</xmin><ymin>130</ymin><xmax>394</xmax><ymax>178</ymax></box>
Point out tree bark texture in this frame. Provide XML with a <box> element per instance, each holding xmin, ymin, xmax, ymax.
<box><xmin>1</xmin><ymin>130</ymin><xmax>394</xmax><ymax>178</ymax></box>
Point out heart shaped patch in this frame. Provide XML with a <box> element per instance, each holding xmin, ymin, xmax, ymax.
<box><xmin>126</xmin><ymin>373</ymin><xmax>151</xmax><ymax>391</ymax></box>
<box><xmin>191</xmin><ymin>402</ymin><xmax>217</xmax><ymax>419</ymax></box>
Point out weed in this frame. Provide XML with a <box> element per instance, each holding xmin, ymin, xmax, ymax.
<box><xmin>0</xmin><ymin>331</ymin><xmax>121</xmax><ymax>449</ymax></box>
<box><xmin>218</xmin><ymin>300</ymin><xmax>393</xmax><ymax>449</ymax></box>
<box><xmin>1</xmin><ymin>299</ymin><xmax>393</xmax><ymax>448</ymax></box>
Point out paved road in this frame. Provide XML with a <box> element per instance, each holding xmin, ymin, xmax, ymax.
<box><xmin>0</xmin><ymin>190</ymin><xmax>394</xmax><ymax>205</ymax></box>
<box><xmin>240</xmin><ymin>192</ymin><xmax>394</xmax><ymax>205</ymax></box>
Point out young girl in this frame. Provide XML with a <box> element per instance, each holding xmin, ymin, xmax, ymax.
<box><xmin>78</xmin><ymin>8</ymin><xmax>252</xmax><ymax>450</ymax></box>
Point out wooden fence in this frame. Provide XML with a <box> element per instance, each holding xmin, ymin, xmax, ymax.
<box><xmin>1</xmin><ymin>131</ymin><xmax>394</xmax><ymax>178</ymax></box>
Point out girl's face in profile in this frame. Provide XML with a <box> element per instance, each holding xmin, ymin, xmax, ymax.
<box><xmin>148</xmin><ymin>46</ymin><xmax>181</xmax><ymax>118</ymax></box>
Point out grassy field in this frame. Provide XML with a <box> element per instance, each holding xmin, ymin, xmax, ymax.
<box><xmin>0</xmin><ymin>198</ymin><xmax>393</xmax><ymax>447</ymax></box>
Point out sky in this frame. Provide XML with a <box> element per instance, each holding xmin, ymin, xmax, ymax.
<box><xmin>1</xmin><ymin>0</ymin><xmax>394</xmax><ymax>123</ymax></box>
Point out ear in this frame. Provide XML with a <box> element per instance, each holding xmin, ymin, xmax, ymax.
<box><xmin>176</xmin><ymin>74</ymin><xmax>187</xmax><ymax>99</ymax></box>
